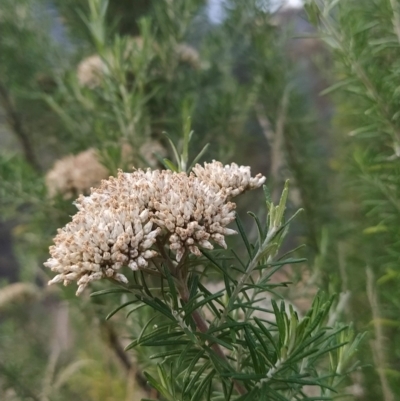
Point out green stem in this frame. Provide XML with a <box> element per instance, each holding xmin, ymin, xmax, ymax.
<box><xmin>178</xmin><ymin>282</ymin><xmax>247</xmax><ymax>396</ymax></box>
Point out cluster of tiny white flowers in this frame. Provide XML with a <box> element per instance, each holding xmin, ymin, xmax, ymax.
<box><xmin>45</xmin><ymin>161</ymin><xmax>265</xmax><ymax>295</ymax></box>
<box><xmin>192</xmin><ymin>161</ymin><xmax>266</xmax><ymax>198</ymax></box>
<box><xmin>151</xmin><ymin>171</ymin><xmax>237</xmax><ymax>261</ymax></box>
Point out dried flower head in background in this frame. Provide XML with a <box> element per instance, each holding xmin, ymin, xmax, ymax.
<box><xmin>175</xmin><ymin>43</ymin><xmax>201</xmax><ymax>69</ymax></box>
<box><xmin>45</xmin><ymin>148</ymin><xmax>109</xmax><ymax>199</ymax></box>
<box><xmin>45</xmin><ymin>142</ymin><xmax>167</xmax><ymax>199</ymax></box>
<box><xmin>0</xmin><ymin>283</ymin><xmax>39</xmax><ymax>313</ymax></box>
<box><xmin>77</xmin><ymin>36</ymin><xmax>144</xmax><ymax>88</ymax></box>
<box><xmin>76</xmin><ymin>54</ymin><xmax>107</xmax><ymax>89</ymax></box>
<box><xmin>45</xmin><ymin>161</ymin><xmax>265</xmax><ymax>295</ymax></box>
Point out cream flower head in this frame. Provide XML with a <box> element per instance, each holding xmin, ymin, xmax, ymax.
<box><xmin>175</xmin><ymin>43</ymin><xmax>201</xmax><ymax>69</ymax></box>
<box><xmin>76</xmin><ymin>54</ymin><xmax>107</xmax><ymax>89</ymax></box>
<box><xmin>45</xmin><ymin>148</ymin><xmax>108</xmax><ymax>199</ymax></box>
<box><xmin>77</xmin><ymin>36</ymin><xmax>144</xmax><ymax>88</ymax></box>
<box><xmin>45</xmin><ymin>161</ymin><xmax>266</xmax><ymax>295</ymax></box>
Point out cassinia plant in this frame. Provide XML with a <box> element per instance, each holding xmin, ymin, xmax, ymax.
<box><xmin>305</xmin><ymin>1</ymin><xmax>400</xmax><ymax>399</ymax></box>
<box><xmin>45</xmin><ymin>140</ymin><xmax>363</xmax><ymax>401</ymax></box>
<box><xmin>0</xmin><ymin>0</ymin><xmax>364</xmax><ymax>398</ymax></box>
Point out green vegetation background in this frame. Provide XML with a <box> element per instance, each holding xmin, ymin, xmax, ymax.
<box><xmin>0</xmin><ymin>0</ymin><xmax>399</xmax><ymax>400</ymax></box>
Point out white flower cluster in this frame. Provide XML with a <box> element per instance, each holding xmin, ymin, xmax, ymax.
<box><xmin>192</xmin><ymin>161</ymin><xmax>266</xmax><ymax>198</ymax></box>
<box><xmin>45</xmin><ymin>161</ymin><xmax>265</xmax><ymax>295</ymax></box>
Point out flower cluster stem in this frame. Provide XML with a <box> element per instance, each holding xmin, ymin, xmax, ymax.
<box><xmin>178</xmin><ymin>282</ymin><xmax>247</xmax><ymax>396</ymax></box>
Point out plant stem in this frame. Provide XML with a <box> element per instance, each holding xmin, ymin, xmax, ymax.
<box><xmin>178</xmin><ymin>281</ymin><xmax>247</xmax><ymax>396</ymax></box>
<box><xmin>155</xmin><ymin>241</ymin><xmax>246</xmax><ymax>394</ymax></box>
<box><xmin>366</xmin><ymin>267</ymin><xmax>394</xmax><ymax>401</ymax></box>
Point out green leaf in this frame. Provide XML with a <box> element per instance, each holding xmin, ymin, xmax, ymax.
<box><xmin>196</xmin><ymin>332</ymin><xmax>234</xmax><ymax>351</ymax></box>
<box><xmin>106</xmin><ymin>299</ymin><xmax>139</xmax><ymax>320</ymax></box>
<box><xmin>189</xmin><ymin>275</ymin><xmax>199</xmax><ymax>300</ymax></box>
<box><xmin>201</xmin><ymin>250</ymin><xmax>238</xmax><ymax>281</ymax></box>
<box><xmin>236</xmin><ymin>216</ymin><xmax>252</xmax><ymax>258</ymax></box>
<box><xmin>124</xmin><ymin>325</ymin><xmax>178</xmax><ymax>350</ymax></box>
<box><xmin>248</xmin><ymin>211</ymin><xmax>265</xmax><ymax>245</ymax></box>
<box><xmin>188</xmin><ymin>143</ymin><xmax>210</xmax><ymax>172</ymax></box>
<box><xmin>184</xmin><ymin>360</ymin><xmax>211</xmax><ymax>394</ymax></box>
<box><xmin>230</xmin><ymin>302</ymin><xmax>273</xmax><ymax>315</ymax></box>
<box><xmin>140</xmin><ymin>297</ymin><xmax>175</xmax><ymax>321</ymax></box>
<box><xmin>254</xmin><ymin>317</ymin><xmax>280</xmax><ymax>356</ymax></box>
<box><xmin>190</xmin><ymin>369</ymin><xmax>215</xmax><ymax>401</ymax></box>
<box><xmin>162</xmin><ymin>158</ymin><xmax>179</xmax><ymax>172</ymax></box>
<box><xmin>235</xmin><ymin>387</ymin><xmax>259</xmax><ymax>401</ymax></box>
<box><xmin>224</xmin><ymin>272</ymin><xmax>232</xmax><ymax>298</ymax></box>
<box><xmin>197</xmin><ymin>283</ymin><xmax>223</xmax><ymax>319</ymax></box>
<box><xmin>137</xmin><ymin>314</ymin><xmax>162</xmax><ymax>343</ymax></box>
<box><xmin>220</xmin><ymin>372</ymin><xmax>265</xmax><ymax>380</ymax></box>
<box><xmin>164</xmin><ymin>265</ymin><xmax>178</xmax><ymax>310</ymax></box>
<box><xmin>126</xmin><ymin>302</ymin><xmax>146</xmax><ymax>318</ymax></box>
<box><xmin>250</xmin><ymin>328</ymin><xmax>275</xmax><ymax>368</ymax></box>
<box><xmin>207</xmin><ymin>321</ymin><xmax>249</xmax><ymax>335</ymax></box>
<box><xmin>244</xmin><ymin>325</ymin><xmax>263</xmax><ymax>374</ymax></box>
<box><xmin>263</xmin><ymin>185</ymin><xmax>272</xmax><ymax>205</ymax></box>
<box><xmin>271</xmin><ymin>299</ymin><xmax>286</xmax><ymax>347</ymax></box>
<box><xmin>182</xmin><ymin>350</ymin><xmax>206</xmax><ymax>388</ymax></box>
<box><xmin>221</xmin><ymin>381</ymin><xmax>234</xmax><ymax>401</ymax></box>
<box><xmin>320</xmin><ymin>78</ymin><xmax>357</xmax><ymax>95</ymax></box>
<box><xmin>304</xmin><ymin>2</ymin><xmax>320</xmax><ymax>26</ymax></box>
<box><xmin>144</xmin><ymin>371</ymin><xmax>175</xmax><ymax>401</ymax></box>
<box><xmin>90</xmin><ymin>287</ymin><xmax>135</xmax><ymax>297</ymax></box>
<box><xmin>149</xmin><ymin>349</ymin><xmax>190</xmax><ymax>360</ymax></box>
<box><xmin>184</xmin><ymin>291</ymin><xmax>224</xmax><ymax>318</ymax></box>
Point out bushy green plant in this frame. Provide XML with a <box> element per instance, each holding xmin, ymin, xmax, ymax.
<box><xmin>0</xmin><ymin>0</ymin><xmax>363</xmax><ymax>399</ymax></box>
<box><xmin>44</xmin><ymin>137</ymin><xmax>362</xmax><ymax>400</ymax></box>
<box><xmin>306</xmin><ymin>0</ymin><xmax>400</xmax><ymax>399</ymax></box>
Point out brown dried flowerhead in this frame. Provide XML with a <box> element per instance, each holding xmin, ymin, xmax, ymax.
<box><xmin>45</xmin><ymin>148</ymin><xmax>108</xmax><ymax>199</ymax></box>
<box><xmin>45</xmin><ymin>162</ymin><xmax>265</xmax><ymax>295</ymax></box>
<box><xmin>76</xmin><ymin>54</ymin><xmax>107</xmax><ymax>89</ymax></box>
<box><xmin>175</xmin><ymin>43</ymin><xmax>201</xmax><ymax>69</ymax></box>
<box><xmin>77</xmin><ymin>36</ymin><xmax>144</xmax><ymax>89</ymax></box>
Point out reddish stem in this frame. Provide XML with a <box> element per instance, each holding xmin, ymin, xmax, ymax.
<box><xmin>179</xmin><ymin>284</ymin><xmax>247</xmax><ymax>395</ymax></box>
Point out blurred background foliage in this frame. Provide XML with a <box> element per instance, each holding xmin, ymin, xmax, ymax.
<box><xmin>0</xmin><ymin>0</ymin><xmax>399</xmax><ymax>399</ymax></box>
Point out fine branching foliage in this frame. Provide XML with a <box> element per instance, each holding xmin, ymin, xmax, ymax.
<box><xmin>43</xmin><ymin>136</ymin><xmax>363</xmax><ymax>400</ymax></box>
<box><xmin>306</xmin><ymin>0</ymin><xmax>400</xmax><ymax>399</ymax></box>
<box><xmin>0</xmin><ymin>0</ymin><xmax>365</xmax><ymax>400</ymax></box>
